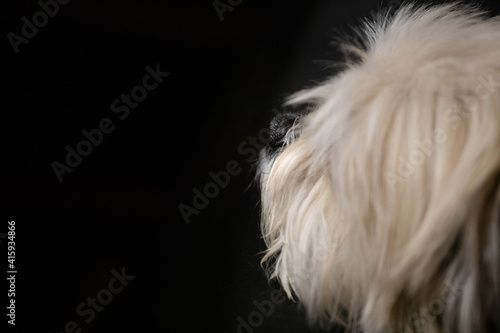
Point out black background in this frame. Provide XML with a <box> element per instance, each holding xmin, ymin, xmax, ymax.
<box><xmin>2</xmin><ymin>1</ymin><xmax>500</xmax><ymax>333</ymax></box>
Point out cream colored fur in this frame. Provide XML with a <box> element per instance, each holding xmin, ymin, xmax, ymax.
<box><xmin>259</xmin><ymin>4</ymin><xmax>500</xmax><ymax>332</ymax></box>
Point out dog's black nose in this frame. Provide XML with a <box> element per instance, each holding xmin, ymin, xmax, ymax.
<box><xmin>268</xmin><ymin>112</ymin><xmax>300</xmax><ymax>149</ymax></box>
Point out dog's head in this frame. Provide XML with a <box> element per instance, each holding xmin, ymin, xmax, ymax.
<box><xmin>258</xmin><ymin>4</ymin><xmax>500</xmax><ymax>332</ymax></box>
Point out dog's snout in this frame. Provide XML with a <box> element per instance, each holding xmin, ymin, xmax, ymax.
<box><xmin>269</xmin><ymin>113</ymin><xmax>300</xmax><ymax>149</ymax></box>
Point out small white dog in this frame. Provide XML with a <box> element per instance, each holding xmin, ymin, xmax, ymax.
<box><xmin>258</xmin><ymin>3</ymin><xmax>500</xmax><ymax>333</ymax></box>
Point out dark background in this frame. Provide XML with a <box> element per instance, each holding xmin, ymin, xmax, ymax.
<box><xmin>2</xmin><ymin>1</ymin><xmax>500</xmax><ymax>332</ymax></box>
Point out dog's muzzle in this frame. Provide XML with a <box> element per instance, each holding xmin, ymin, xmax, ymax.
<box><xmin>268</xmin><ymin>109</ymin><xmax>308</xmax><ymax>152</ymax></box>
<box><xmin>268</xmin><ymin>112</ymin><xmax>301</xmax><ymax>149</ymax></box>
<box><xmin>258</xmin><ymin>109</ymin><xmax>308</xmax><ymax>177</ymax></box>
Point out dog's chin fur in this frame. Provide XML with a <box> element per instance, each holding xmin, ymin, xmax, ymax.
<box><xmin>259</xmin><ymin>4</ymin><xmax>500</xmax><ymax>333</ymax></box>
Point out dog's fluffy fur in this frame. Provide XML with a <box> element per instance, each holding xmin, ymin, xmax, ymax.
<box><xmin>258</xmin><ymin>4</ymin><xmax>500</xmax><ymax>333</ymax></box>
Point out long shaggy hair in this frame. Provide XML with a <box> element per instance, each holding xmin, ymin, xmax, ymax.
<box><xmin>258</xmin><ymin>4</ymin><xmax>500</xmax><ymax>333</ymax></box>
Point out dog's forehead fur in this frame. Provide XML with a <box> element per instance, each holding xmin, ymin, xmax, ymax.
<box><xmin>259</xmin><ymin>4</ymin><xmax>500</xmax><ymax>333</ymax></box>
